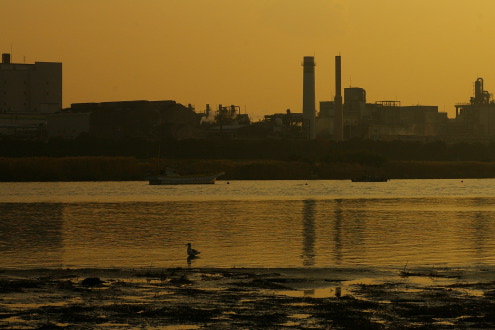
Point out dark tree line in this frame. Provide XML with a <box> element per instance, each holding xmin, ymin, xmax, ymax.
<box><xmin>2</xmin><ymin>137</ymin><xmax>495</xmax><ymax>164</ymax></box>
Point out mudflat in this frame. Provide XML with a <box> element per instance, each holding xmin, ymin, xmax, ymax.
<box><xmin>1</xmin><ymin>266</ymin><xmax>495</xmax><ymax>329</ymax></box>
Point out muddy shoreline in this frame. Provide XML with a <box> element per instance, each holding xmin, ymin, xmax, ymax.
<box><xmin>1</xmin><ymin>267</ymin><xmax>495</xmax><ymax>329</ymax></box>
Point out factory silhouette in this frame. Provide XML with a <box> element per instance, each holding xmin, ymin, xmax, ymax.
<box><xmin>1</xmin><ymin>52</ymin><xmax>495</xmax><ymax>143</ymax></box>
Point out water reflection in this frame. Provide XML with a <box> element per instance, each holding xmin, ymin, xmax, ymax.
<box><xmin>0</xmin><ymin>203</ymin><xmax>64</xmax><ymax>267</ymax></box>
<box><xmin>1</xmin><ymin>196</ymin><xmax>495</xmax><ymax>269</ymax></box>
<box><xmin>302</xmin><ymin>200</ymin><xmax>316</xmax><ymax>266</ymax></box>
<box><xmin>332</xmin><ymin>199</ymin><xmax>344</xmax><ymax>265</ymax></box>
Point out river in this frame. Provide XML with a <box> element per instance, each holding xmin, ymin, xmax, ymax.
<box><xmin>1</xmin><ymin>179</ymin><xmax>495</xmax><ymax>270</ymax></box>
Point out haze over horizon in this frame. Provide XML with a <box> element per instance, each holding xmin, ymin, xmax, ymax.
<box><xmin>3</xmin><ymin>0</ymin><xmax>495</xmax><ymax>120</ymax></box>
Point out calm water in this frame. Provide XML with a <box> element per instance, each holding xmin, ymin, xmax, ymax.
<box><xmin>1</xmin><ymin>179</ymin><xmax>495</xmax><ymax>270</ymax></box>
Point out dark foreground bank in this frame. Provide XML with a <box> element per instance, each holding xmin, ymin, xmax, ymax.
<box><xmin>2</xmin><ymin>157</ymin><xmax>495</xmax><ymax>181</ymax></box>
<box><xmin>1</xmin><ymin>267</ymin><xmax>495</xmax><ymax>329</ymax></box>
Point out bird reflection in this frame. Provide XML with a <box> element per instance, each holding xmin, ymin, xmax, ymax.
<box><xmin>187</xmin><ymin>255</ymin><xmax>199</xmax><ymax>266</ymax></box>
<box><xmin>186</xmin><ymin>243</ymin><xmax>201</xmax><ymax>266</ymax></box>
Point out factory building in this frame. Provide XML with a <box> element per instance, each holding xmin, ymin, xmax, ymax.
<box><xmin>199</xmin><ymin>104</ymin><xmax>251</xmax><ymax>138</ymax></box>
<box><xmin>315</xmin><ymin>55</ymin><xmax>448</xmax><ymax>141</ymax></box>
<box><xmin>0</xmin><ymin>53</ymin><xmax>62</xmax><ymax>113</ymax></box>
<box><xmin>260</xmin><ymin>55</ymin><xmax>448</xmax><ymax>141</ymax></box>
<box><xmin>0</xmin><ymin>53</ymin><xmax>62</xmax><ymax>138</ymax></box>
<box><xmin>47</xmin><ymin>100</ymin><xmax>201</xmax><ymax>140</ymax></box>
<box><xmin>263</xmin><ymin>110</ymin><xmax>305</xmax><ymax>139</ymax></box>
<box><xmin>365</xmin><ymin>103</ymin><xmax>448</xmax><ymax>141</ymax></box>
<box><xmin>316</xmin><ymin>101</ymin><xmax>334</xmax><ymax>138</ymax></box>
<box><xmin>451</xmin><ymin>78</ymin><xmax>495</xmax><ymax>141</ymax></box>
<box><xmin>316</xmin><ymin>93</ymin><xmax>447</xmax><ymax>141</ymax></box>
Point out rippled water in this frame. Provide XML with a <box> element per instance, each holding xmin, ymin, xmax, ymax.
<box><xmin>1</xmin><ymin>179</ymin><xmax>495</xmax><ymax>269</ymax></box>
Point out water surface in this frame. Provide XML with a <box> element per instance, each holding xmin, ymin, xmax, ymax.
<box><xmin>1</xmin><ymin>179</ymin><xmax>494</xmax><ymax>269</ymax></box>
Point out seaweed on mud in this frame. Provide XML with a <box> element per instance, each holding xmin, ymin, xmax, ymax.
<box><xmin>3</xmin><ymin>268</ymin><xmax>495</xmax><ymax>329</ymax></box>
<box><xmin>312</xmin><ymin>298</ymin><xmax>385</xmax><ymax>330</ymax></box>
<box><xmin>233</xmin><ymin>278</ymin><xmax>293</xmax><ymax>290</ymax></box>
<box><xmin>0</xmin><ymin>279</ymin><xmax>43</xmax><ymax>293</ymax></box>
<box><xmin>55</xmin><ymin>279</ymin><xmax>75</xmax><ymax>289</ymax></box>
<box><xmin>162</xmin><ymin>305</ymin><xmax>223</xmax><ymax>324</ymax></box>
<box><xmin>176</xmin><ymin>287</ymin><xmax>214</xmax><ymax>296</ymax></box>
<box><xmin>36</xmin><ymin>322</ymin><xmax>66</xmax><ymax>329</ymax></box>
<box><xmin>169</xmin><ymin>275</ymin><xmax>193</xmax><ymax>286</ymax></box>
<box><xmin>0</xmin><ymin>312</ymin><xmax>18</xmax><ymax>321</ymax></box>
<box><xmin>133</xmin><ymin>271</ymin><xmax>169</xmax><ymax>282</ymax></box>
<box><xmin>34</xmin><ymin>304</ymin><xmax>101</xmax><ymax>324</ymax></box>
<box><xmin>393</xmin><ymin>302</ymin><xmax>478</xmax><ymax>322</ymax></box>
<box><xmin>400</xmin><ymin>270</ymin><xmax>462</xmax><ymax>279</ymax></box>
<box><xmin>106</xmin><ymin>303</ymin><xmax>151</xmax><ymax>316</ymax></box>
<box><xmin>353</xmin><ymin>282</ymin><xmax>407</xmax><ymax>301</ymax></box>
<box><xmin>217</xmin><ymin>271</ymin><xmax>260</xmax><ymax>279</ymax></box>
<box><xmin>355</xmin><ymin>282</ymin><xmax>403</xmax><ymax>291</ymax></box>
<box><xmin>484</xmin><ymin>290</ymin><xmax>495</xmax><ymax>298</ymax></box>
<box><xmin>229</xmin><ymin>311</ymin><xmax>288</xmax><ymax>327</ymax></box>
<box><xmin>314</xmin><ymin>296</ymin><xmax>382</xmax><ymax>311</ymax></box>
<box><xmin>216</xmin><ymin>292</ymin><xmax>245</xmax><ymax>304</ymax></box>
<box><xmin>235</xmin><ymin>295</ymin><xmax>302</xmax><ymax>314</ymax></box>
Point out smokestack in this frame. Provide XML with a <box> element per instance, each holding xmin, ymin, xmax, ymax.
<box><xmin>302</xmin><ymin>56</ymin><xmax>316</xmax><ymax>140</ymax></box>
<box><xmin>334</xmin><ymin>55</ymin><xmax>343</xmax><ymax>141</ymax></box>
<box><xmin>2</xmin><ymin>53</ymin><xmax>11</xmax><ymax>64</ymax></box>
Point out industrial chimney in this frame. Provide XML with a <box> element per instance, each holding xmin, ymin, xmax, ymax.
<box><xmin>302</xmin><ymin>56</ymin><xmax>316</xmax><ymax>139</ymax></box>
<box><xmin>334</xmin><ymin>55</ymin><xmax>343</xmax><ymax>141</ymax></box>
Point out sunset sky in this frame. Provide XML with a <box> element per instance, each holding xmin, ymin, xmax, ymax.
<box><xmin>2</xmin><ymin>0</ymin><xmax>495</xmax><ymax>119</ymax></box>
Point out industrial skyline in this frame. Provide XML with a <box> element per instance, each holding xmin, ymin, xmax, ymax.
<box><xmin>2</xmin><ymin>0</ymin><xmax>495</xmax><ymax>120</ymax></box>
<box><xmin>2</xmin><ymin>51</ymin><xmax>494</xmax><ymax>142</ymax></box>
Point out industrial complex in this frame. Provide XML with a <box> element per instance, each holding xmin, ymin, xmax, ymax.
<box><xmin>1</xmin><ymin>52</ymin><xmax>495</xmax><ymax>142</ymax></box>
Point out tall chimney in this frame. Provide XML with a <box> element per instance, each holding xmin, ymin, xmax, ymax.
<box><xmin>302</xmin><ymin>56</ymin><xmax>316</xmax><ymax>140</ymax></box>
<box><xmin>334</xmin><ymin>55</ymin><xmax>343</xmax><ymax>141</ymax></box>
<box><xmin>2</xmin><ymin>53</ymin><xmax>11</xmax><ymax>64</ymax></box>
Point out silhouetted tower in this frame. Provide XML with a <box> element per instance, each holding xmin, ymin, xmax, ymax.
<box><xmin>302</xmin><ymin>56</ymin><xmax>316</xmax><ymax>140</ymax></box>
<box><xmin>334</xmin><ymin>55</ymin><xmax>343</xmax><ymax>141</ymax></box>
<box><xmin>471</xmin><ymin>78</ymin><xmax>491</xmax><ymax>104</ymax></box>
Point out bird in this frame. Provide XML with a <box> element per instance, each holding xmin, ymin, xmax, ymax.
<box><xmin>186</xmin><ymin>243</ymin><xmax>201</xmax><ymax>257</ymax></box>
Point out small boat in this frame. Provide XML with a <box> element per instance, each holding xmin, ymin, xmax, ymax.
<box><xmin>148</xmin><ymin>168</ymin><xmax>225</xmax><ymax>185</ymax></box>
<box><xmin>351</xmin><ymin>175</ymin><xmax>389</xmax><ymax>182</ymax></box>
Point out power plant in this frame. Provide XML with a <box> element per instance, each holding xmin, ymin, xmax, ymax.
<box><xmin>296</xmin><ymin>55</ymin><xmax>448</xmax><ymax>141</ymax></box>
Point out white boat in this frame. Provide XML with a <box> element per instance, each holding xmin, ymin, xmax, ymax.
<box><xmin>148</xmin><ymin>168</ymin><xmax>225</xmax><ymax>185</ymax></box>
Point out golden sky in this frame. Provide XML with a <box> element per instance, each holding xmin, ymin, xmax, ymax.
<box><xmin>2</xmin><ymin>0</ymin><xmax>495</xmax><ymax>119</ymax></box>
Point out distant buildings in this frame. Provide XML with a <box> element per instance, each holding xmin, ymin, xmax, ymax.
<box><xmin>451</xmin><ymin>78</ymin><xmax>495</xmax><ymax>142</ymax></box>
<box><xmin>48</xmin><ymin>100</ymin><xmax>201</xmax><ymax>140</ymax></box>
<box><xmin>259</xmin><ymin>56</ymin><xmax>489</xmax><ymax>143</ymax></box>
<box><xmin>314</xmin><ymin>89</ymin><xmax>448</xmax><ymax>141</ymax></box>
<box><xmin>2</xmin><ymin>52</ymin><xmax>495</xmax><ymax>143</ymax></box>
<box><xmin>0</xmin><ymin>53</ymin><xmax>62</xmax><ymax>138</ymax></box>
<box><xmin>0</xmin><ymin>53</ymin><xmax>62</xmax><ymax>113</ymax></box>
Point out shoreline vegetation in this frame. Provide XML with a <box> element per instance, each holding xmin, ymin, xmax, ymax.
<box><xmin>1</xmin><ymin>156</ymin><xmax>495</xmax><ymax>182</ymax></box>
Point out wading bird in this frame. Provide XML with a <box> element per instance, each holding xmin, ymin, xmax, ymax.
<box><xmin>186</xmin><ymin>243</ymin><xmax>201</xmax><ymax>257</ymax></box>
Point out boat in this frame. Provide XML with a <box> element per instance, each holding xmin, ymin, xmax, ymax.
<box><xmin>351</xmin><ymin>175</ymin><xmax>389</xmax><ymax>182</ymax></box>
<box><xmin>148</xmin><ymin>168</ymin><xmax>225</xmax><ymax>185</ymax></box>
